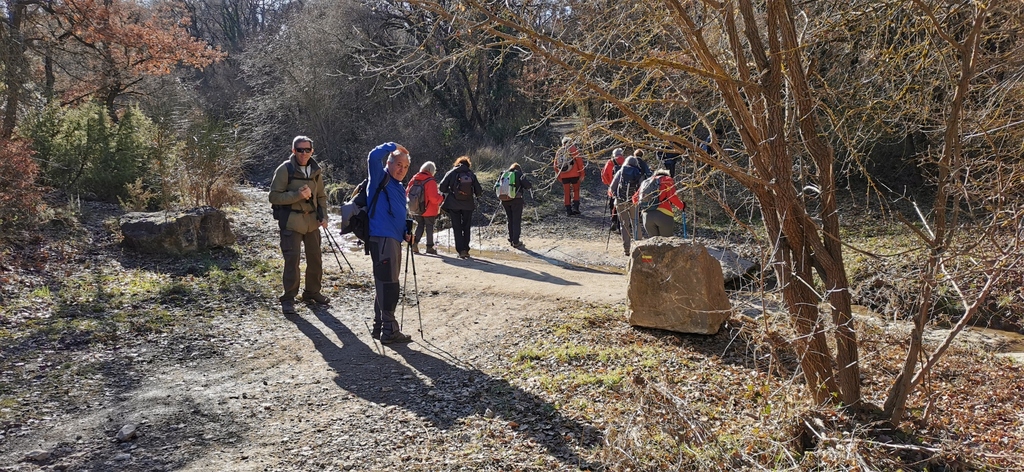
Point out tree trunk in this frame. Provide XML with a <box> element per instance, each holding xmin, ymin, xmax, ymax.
<box><xmin>1</xmin><ymin>0</ymin><xmax>28</xmax><ymax>140</ymax></box>
<box><xmin>774</xmin><ymin>0</ymin><xmax>861</xmax><ymax>405</ymax></box>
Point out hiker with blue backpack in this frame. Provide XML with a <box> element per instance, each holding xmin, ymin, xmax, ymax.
<box><xmin>438</xmin><ymin>156</ymin><xmax>483</xmax><ymax>259</ymax></box>
<box><xmin>634</xmin><ymin>169</ymin><xmax>686</xmax><ymax>237</ymax></box>
<box><xmin>366</xmin><ymin>142</ymin><xmax>414</xmax><ymax>344</ymax></box>
<box><xmin>406</xmin><ymin>161</ymin><xmax>443</xmax><ymax>255</ymax></box>
<box><xmin>609</xmin><ymin>155</ymin><xmax>646</xmax><ymax>256</ymax></box>
<box><xmin>494</xmin><ymin>162</ymin><xmax>533</xmax><ymax>249</ymax></box>
<box><xmin>269</xmin><ymin>136</ymin><xmax>330</xmax><ymax>316</ymax></box>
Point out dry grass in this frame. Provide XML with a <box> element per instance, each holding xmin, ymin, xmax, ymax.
<box><xmin>495</xmin><ymin>302</ymin><xmax>1024</xmax><ymax>470</ymax></box>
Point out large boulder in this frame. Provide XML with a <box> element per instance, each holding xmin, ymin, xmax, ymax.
<box><xmin>120</xmin><ymin>207</ymin><xmax>235</xmax><ymax>255</ymax></box>
<box><xmin>626</xmin><ymin>237</ymin><xmax>732</xmax><ymax>334</ymax></box>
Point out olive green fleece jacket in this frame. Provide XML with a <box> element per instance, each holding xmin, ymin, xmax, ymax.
<box><xmin>268</xmin><ymin>155</ymin><xmax>328</xmax><ymax>234</ymax></box>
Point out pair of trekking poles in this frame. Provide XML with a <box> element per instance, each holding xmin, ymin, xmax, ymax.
<box><xmin>324</xmin><ymin>224</ymin><xmax>426</xmax><ymax>341</ymax></box>
<box><xmin>320</xmin><ymin>226</ymin><xmax>354</xmax><ymax>272</ymax></box>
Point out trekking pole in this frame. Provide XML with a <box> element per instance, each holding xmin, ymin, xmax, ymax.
<box><xmin>605</xmin><ymin>220</ymin><xmax>613</xmax><ymax>252</ymax></box>
<box><xmin>409</xmin><ymin>245</ymin><xmax>424</xmax><ymax>339</ymax></box>
<box><xmin>322</xmin><ymin>227</ymin><xmax>354</xmax><ymax>272</ymax></box>
<box><xmin>401</xmin><ymin>241</ymin><xmax>411</xmax><ymax>326</ymax></box>
<box><xmin>530</xmin><ymin>189</ymin><xmax>539</xmax><ymax>221</ymax></box>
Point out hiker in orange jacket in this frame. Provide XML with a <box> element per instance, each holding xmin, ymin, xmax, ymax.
<box><xmin>406</xmin><ymin>161</ymin><xmax>444</xmax><ymax>255</ymax></box>
<box><xmin>554</xmin><ymin>137</ymin><xmax>585</xmax><ymax>216</ymax></box>
<box><xmin>633</xmin><ymin>169</ymin><xmax>686</xmax><ymax>237</ymax></box>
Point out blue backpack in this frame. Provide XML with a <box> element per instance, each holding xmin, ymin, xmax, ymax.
<box><xmin>617</xmin><ymin>165</ymin><xmax>643</xmax><ymax>201</ymax></box>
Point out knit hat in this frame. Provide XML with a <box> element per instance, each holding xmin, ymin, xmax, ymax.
<box><xmin>612</xmin><ymin>148</ymin><xmax>624</xmax><ymax>157</ymax></box>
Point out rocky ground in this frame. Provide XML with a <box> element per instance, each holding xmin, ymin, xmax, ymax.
<box><xmin>1</xmin><ymin>186</ymin><xmax>1023</xmax><ymax>471</ymax></box>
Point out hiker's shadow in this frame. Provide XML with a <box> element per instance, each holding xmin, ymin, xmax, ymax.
<box><xmin>287</xmin><ymin>306</ymin><xmax>602</xmax><ymax>467</ymax></box>
<box><xmin>519</xmin><ymin>247</ymin><xmax>622</xmax><ymax>275</ymax></box>
<box><xmin>438</xmin><ymin>255</ymin><xmax>581</xmax><ymax>286</ymax></box>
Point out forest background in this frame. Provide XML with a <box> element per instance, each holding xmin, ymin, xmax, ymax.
<box><xmin>2</xmin><ymin>0</ymin><xmax>1024</xmax><ymax>469</ymax></box>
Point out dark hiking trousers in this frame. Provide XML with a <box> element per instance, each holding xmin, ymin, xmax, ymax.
<box><xmin>368</xmin><ymin>236</ymin><xmax>403</xmax><ymax>338</ymax></box>
<box><xmin>501</xmin><ymin>199</ymin><xmax>525</xmax><ymax>244</ymax></box>
<box><xmin>446</xmin><ymin>208</ymin><xmax>474</xmax><ymax>253</ymax></box>
<box><xmin>642</xmin><ymin>210</ymin><xmax>676</xmax><ymax>237</ymax></box>
<box><xmin>279</xmin><ymin>229</ymin><xmax>322</xmax><ymax>301</ymax></box>
<box><xmin>413</xmin><ymin>215</ymin><xmax>437</xmax><ymax>247</ymax></box>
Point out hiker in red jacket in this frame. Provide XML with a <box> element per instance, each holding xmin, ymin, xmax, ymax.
<box><xmin>554</xmin><ymin>137</ymin><xmax>585</xmax><ymax>216</ymax></box>
<box><xmin>633</xmin><ymin>169</ymin><xmax>686</xmax><ymax>237</ymax></box>
<box><xmin>406</xmin><ymin>161</ymin><xmax>443</xmax><ymax>255</ymax></box>
<box><xmin>601</xmin><ymin>148</ymin><xmax>626</xmax><ymax>232</ymax></box>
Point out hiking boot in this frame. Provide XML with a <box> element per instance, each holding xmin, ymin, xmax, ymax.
<box><xmin>565</xmin><ymin>205</ymin><xmax>573</xmax><ymax>216</ymax></box>
<box><xmin>380</xmin><ymin>332</ymin><xmax>413</xmax><ymax>344</ymax></box>
<box><xmin>301</xmin><ymin>292</ymin><xmax>331</xmax><ymax>305</ymax></box>
<box><xmin>571</xmin><ymin>201</ymin><xmax>581</xmax><ymax>215</ymax></box>
<box><xmin>513</xmin><ymin>241</ymin><xmax>525</xmax><ymax>249</ymax></box>
<box><xmin>458</xmin><ymin>250</ymin><xmax>471</xmax><ymax>259</ymax></box>
<box><xmin>610</xmin><ymin>222</ymin><xmax>620</xmax><ymax>232</ymax></box>
<box><xmin>411</xmin><ymin>243</ymin><xmax>420</xmax><ymax>254</ymax></box>
<box><xmin>281</xmin><ymin>300</ymin><xmax>297</xmax><ymax>315</ymax></box>
<box><xmin>425</xmin><ymin>245</ymin><xmax>438</xmax><ymax>255</ymax></box>
<box><xmin>371</xmin><ymin>328</ymin><xmax>381</xmax><ymax>339</ymax></box>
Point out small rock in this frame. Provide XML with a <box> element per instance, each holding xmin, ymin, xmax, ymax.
<box><xmin>24</xmin><ymin>449</ymin><xmax>50</xmax><ymax>462</ymax></box>
<box><xmin>113</xmin><ymin>452</ymin><xmax>132</xmax><ymax>461</ymax></box>
<box><xmin>116</xmin><ymin>424</ymin><xmax>138</xmax><ymax>442</ymax></box>
<box><xmin>483</xmin><ymin>408</ymin><xmax>495</xmax><ymax>418</ymax></box>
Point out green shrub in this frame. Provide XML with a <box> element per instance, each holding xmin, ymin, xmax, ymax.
<box><xmin>173</xmin><ymin>116</ymin><xmax>245</xmax><ymax>209</ymax></box>
<box><xmin>21</xmin><ymin>102</ymin><xmax>156</xmax><ymax>201</ymax></box>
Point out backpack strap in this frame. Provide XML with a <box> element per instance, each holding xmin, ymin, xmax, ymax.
<box><xmin>367</xmin><ymin>173</ymin><xmax>392</xmax><ymax>220</ymax></box>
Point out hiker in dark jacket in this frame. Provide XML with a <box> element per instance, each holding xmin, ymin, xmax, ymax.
<box><xmin>406</xmin><ymin>161</ymin><xmax>443</xmax><ymax>255</ymax></box>
<box><xmin>438</xmin><ymin>156</ymin><xmax>483</xmax><ymax>259</ymax></box>
<box><xmin>609</xmin><ymin>156</ymin><xmax>645</xmax><ymax>256</ymax></box>
<box><xmin>494</xmin><ymin>162</ymin><xmax>533</xmax><ymax>249</ymax></box>
<box><xmin>269</xmin><ymin>135</ymin><xmax>329</xmax><ymax>315</ymax></box>
<box><xmin>366</xmin><ymin>142</ymin><xmax>413</xmax><ymax>344</ymax></box>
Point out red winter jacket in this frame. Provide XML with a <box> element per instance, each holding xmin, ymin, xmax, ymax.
<box><xmin>632</xmin><ymin>175</ymin><xmax>685</xmax><ymax>216</ymax></box>
<box><xmin>406</xmin><ymin>171</ymin><xmax>443</xmax><ymax>217</ymax></box>
<box><xmin>602</xmin><ymin>156</ymin><xmax>625</xmax><ymax>186</ymax></box>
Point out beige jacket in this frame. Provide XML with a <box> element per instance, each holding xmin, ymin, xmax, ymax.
<box><xmin>268</xmin><ymin>155</ymin><xmax>328</xmax><ymax>234</ymax></box>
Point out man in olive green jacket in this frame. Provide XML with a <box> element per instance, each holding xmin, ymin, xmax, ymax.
<box><xmin>269</xmin><ymin>136</ymin><xmax>330</xmax><ymax>315</ymax></box>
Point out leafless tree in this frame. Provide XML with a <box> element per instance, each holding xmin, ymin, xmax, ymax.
<box><xmin>403</xmin><ymin>0</ymin><xmax>1024</xmax><ymax>420</ymax></box>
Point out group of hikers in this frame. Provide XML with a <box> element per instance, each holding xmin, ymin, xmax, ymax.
<box><xmin>268</xmin><ymin>135</ymin><xmax>688</xmax><ymax>342</ymax></box>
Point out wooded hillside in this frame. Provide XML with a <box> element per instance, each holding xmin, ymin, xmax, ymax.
<box><xmin>2</xmin><ymin>0</ymin><xmax>1023</xmax><ymax>469</ymax></box>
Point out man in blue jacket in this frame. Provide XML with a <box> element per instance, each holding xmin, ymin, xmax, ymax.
<box><xmin>367</xmin><ymin>142</ymin><xmax>413</xmax><ymax>344</ymax></box>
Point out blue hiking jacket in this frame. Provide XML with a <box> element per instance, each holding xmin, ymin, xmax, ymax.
<box><xmin>367</xmin><ymin>142</ymin><xmax>408</xmax><ymax>241</ymax></box>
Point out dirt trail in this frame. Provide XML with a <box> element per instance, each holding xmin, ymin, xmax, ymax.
<box><xmin>1</xmin><ymin>197</ymin><xmax>632</xmax><ymax>471</ymax></box>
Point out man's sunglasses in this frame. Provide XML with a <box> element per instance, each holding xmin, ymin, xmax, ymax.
<box><xmin>295</xmin><ymin>148</ymin><xmax>313</xmax><ymax>154</ymax></box>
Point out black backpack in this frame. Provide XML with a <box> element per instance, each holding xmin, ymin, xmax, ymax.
<box><xmin>341</xmin><ymin>175</ymin><xmax>389</xmax><ymax>254</ymax></box>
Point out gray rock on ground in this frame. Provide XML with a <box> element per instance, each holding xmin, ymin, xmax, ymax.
<box><xmin>119</xmin><ymin>206</ymin><xmax>236</xmax><ymax>254</ymax></box>
<box><xmin>626</xmin><ymin>237</ymin><xmax>732</xmax><ymax>334</ymax></box>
